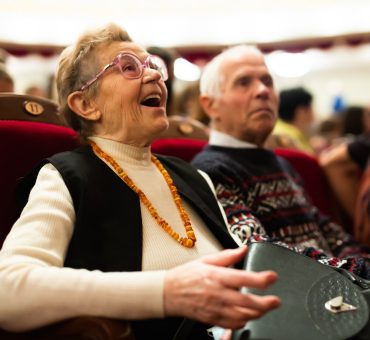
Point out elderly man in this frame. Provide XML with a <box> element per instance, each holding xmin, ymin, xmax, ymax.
<box><xmin>192</xmin><ymin>45</ymin><xmax>370</xmax><ymax>277</ymax></box>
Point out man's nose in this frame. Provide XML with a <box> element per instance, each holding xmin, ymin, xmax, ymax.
<box><xmin>256</xmin><ymin>82</ymin><xmax>271</xmax><ymax>98</ymax></box>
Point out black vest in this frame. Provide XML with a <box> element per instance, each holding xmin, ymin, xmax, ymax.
<box><xmin>19</xmin><ymin>145</ymin><xmax>237</xmax><ymax>339</ymax></box>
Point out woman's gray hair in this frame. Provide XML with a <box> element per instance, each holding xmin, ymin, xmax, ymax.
<box><xmin>200</xmin><ymin>45</ymin><xmax>263</xmax><ymax>98</ymax></box>
<box><xmin>55</xmin><ymin>23</ymin><xmax>132</xmax><ymax>142</ymax></box>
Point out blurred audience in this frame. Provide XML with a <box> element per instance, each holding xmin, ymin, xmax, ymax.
<box><xmin>0</xmin><ymin>49</ymin><xmax>14</xmax><ymax>93</ymax></box>
<box><xmin>174</xmin><ymin>81</ymin><xmax>209</xmax><ymax>126</ymax></box>
<box><xmin>340</xmin><ymin>105</ymin><xmax>370</xmax><ymax>138</ymax></box>
<box><xmin>311</xmin><ymin>105</ymin><xmax>370</xmax><ymax>155</ymax></box>
<box><xmin>0</xmin><ymin>67</ymin><xmax>14</xmax><ymax>93</ymax></box>
<box><xmin>24</xmin><ymin>84</ymin><xmax>48</xmax><ymax>98</ymax></box>
<box><xmin>273</xmin><ymin>87</ymin><xmax>315</xmax><ymax>154</ymax></box>
<box><xmin>309</xmin><ymin>116</ymin><xmax>343</xmax><ymax>154</ymax></box>
<box><xmin>320</xmin><ymin>133</ymin><xmax>370</xmax><ymax>234</ymax></box>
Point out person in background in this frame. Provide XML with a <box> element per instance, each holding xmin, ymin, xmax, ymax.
<box><xmin>0</xmin><ymin>64</ymin><xmax>14</xmax><ymax>92</ymax></box>
<box><xmin>0</xmin><ymin>49</ymin><xmax>14</xmax><ymax>92</ymax></box>
<box><xmin>273</xmin><ymin>87</ymin><xmax>315</xmax><ymax>154</ymax></box>
<box><xmin>0</xmin><ymin>24</ymin><xmax>280</xmax><ymax>340</ymax></box>
<box><xmin>25</xmin><ymin>84</ymin><xmax>48</xmax><ymax>98</ymax></box>
<box><xmin>309</xmin><ymin>116</ymin><xmax>343</xmax><ymax>154</ymax></box>
<box><xmin>320</xmin><ymin>133</ymin><xmax>370</xmax><ymax>242</ymax></box>
<box><xmin>340</xmin><ymin>105</ymin><xmax>370</xmax><ymax>138</ymax></box>
<box><xmin>191</xmin><ymin>44</ymin><xmax>370</xmax><ymax>277</ymax></box>
<box><xmin>174</xmin><ymin>81</ymin><xmax>210</xmax><ymax>126</ymax></box>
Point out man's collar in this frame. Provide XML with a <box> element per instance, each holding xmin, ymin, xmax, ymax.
<box><xmin>209</xmin><ymin>130</ymin><xmax>257</xmax><ymax>148</ymax></box>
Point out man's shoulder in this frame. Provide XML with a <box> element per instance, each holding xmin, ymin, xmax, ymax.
<box><xmin>192</xmin><ymin>145</ymin><xmax>267</xmax><ymax>165</ymax></box>
<box><xmin>192</xmin><ymin>146</ymin><xmax>231</xmax><ymax>167</ymax></box>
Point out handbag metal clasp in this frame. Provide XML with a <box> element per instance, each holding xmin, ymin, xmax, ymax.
<box><xmin>325</xmin><ymin>296</ymin><xmax>357</xmax><ymax>313</ymax></box>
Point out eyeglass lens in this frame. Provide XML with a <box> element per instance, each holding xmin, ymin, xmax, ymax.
<box><xmin>117</xmin><ymin>54</ymin><xmax>142</xmax><ymax>78</ymax></box>
<box><xmin>117</xmin><ymin>54</ymin><xmax>167</xmax><ymax>80</ymax></box>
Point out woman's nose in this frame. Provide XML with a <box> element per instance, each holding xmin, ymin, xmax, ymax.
<box><xmin>142</xmin><ymin>67</ymin><xmax>162</xmax><ymax>83</ymax></box>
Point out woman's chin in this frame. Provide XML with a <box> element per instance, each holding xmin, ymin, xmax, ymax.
<box><xmin>154</xmin><ymin>118</ymin><xmax>170</xmax><ymax>136</ymax></box>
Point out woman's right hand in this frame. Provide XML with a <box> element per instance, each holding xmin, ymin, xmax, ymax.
<box><xmin>163</xmin><ymin>246</ymin><xmax>280</xmax><ymax>329</ymax></box>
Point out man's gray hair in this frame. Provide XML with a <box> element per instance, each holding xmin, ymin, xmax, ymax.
<box><xmin>200</xmin><ymin>45</ymin><xmax>263</xmax><ymax>98</ymax></box>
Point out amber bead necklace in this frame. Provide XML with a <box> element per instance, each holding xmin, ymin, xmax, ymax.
<box><xmin>90</xmin><ymin>141</ymin><xmax>197</xmax><ymax>248</ymax></box>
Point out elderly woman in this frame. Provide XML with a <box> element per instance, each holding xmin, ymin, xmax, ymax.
<box><xmin>0</xmin><ymin>24</ymin><xmax>279</xmax><ymax>339</ymax></box>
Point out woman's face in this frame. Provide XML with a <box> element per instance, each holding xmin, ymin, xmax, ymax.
<box><xmin>90</xmin><ymin>41</ymin><xmax>168</xmax><ymax>146</ymax></box>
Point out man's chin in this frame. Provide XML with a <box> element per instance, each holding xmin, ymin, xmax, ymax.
<box><xmin>243</xmin><ymin>128</ymin><xmax>274</xmax><ymax>147</ymax></box>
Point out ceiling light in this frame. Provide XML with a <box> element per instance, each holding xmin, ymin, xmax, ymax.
<box><xmin>174</xmin><ymin>58</ymin><xmax>201</xmax><ymax>81</ymax></box>
<box><xmin>265</xmin><ymin>51</ymin><xmax>311</xmax><ymax>78</ymax></box>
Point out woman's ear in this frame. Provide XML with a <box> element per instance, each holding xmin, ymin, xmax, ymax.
<box><xmin>67</xmin><ymin>91</ymin><xmax>101</xmax><ymax>121</ymax></box>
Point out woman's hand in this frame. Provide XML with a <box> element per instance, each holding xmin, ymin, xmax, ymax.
<box><xmin>163</xmin><ymin>246</ymin><xmax>280</xmax><ymax>329</ymax></box>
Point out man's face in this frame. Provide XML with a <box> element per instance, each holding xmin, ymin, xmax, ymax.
<box><xmin>209</xmin><ymin>51</ymin><xmax>278</xmax><ymax>146</ymax></box>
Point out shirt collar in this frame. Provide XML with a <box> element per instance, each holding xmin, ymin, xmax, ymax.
<box><xmin>209</xmin><ymin>130</ymin><xmax>257</xmax><ymax>149</ymax></box>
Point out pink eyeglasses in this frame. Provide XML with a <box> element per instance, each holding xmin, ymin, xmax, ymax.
<box><xmin>79</xmin><ymin>52</ymin><xmax>168</xmax><ymax>91</ymax></box>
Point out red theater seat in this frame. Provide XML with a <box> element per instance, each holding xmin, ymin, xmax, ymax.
<box><xmin>152</xmin><ymin>138</ymin><xmax>207</xmax><ymax>162</ymax></box>
<box><xmin>0</xmin><ymin>94</ymin><xmax>80</xmax><ymax>246</ymax></box>
<box><xmin>275</xmin><ymin>147</ymin><xmax>336</xmax><ymax>217</ymax></box>
<box><xmin>0</xmin><ymin>94</ymin><xmax>135</xmax><ymax>339</ymax></box>
<box><xmin>0</xmin><ymin>120</ymin><xmax>80</xmax><ymax>246</ymax></box>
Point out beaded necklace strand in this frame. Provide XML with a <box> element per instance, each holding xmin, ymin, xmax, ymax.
<box><xmin>90</xmin><ymin>141</ymin><xmax>197</xmax><ymax>248</ymax></box>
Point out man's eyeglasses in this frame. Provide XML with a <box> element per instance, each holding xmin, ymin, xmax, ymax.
<box><xmin>79</xmin><ymin>52</ymin><xmax>168</xmax><ymax>91</ymax></box>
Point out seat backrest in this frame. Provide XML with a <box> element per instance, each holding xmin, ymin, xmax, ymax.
<box><xmin>151</xmin><ymin>138</ymin><xmax>207</xmax><ymax>162</ymax></box>
<box><xmin>156</xmin><ymin>115</ymin><xmax>209</xmax><ymax>140</ymax></box>
<box><xmin>0</xmin><ymin>94</ymin><xmax>80</xmax><ymax>246</ymax></box>
<box><xmin>0</xmin><ymin>93</ymin><xmax>67</xmax><ymax>126</ymax></box>
<box><xmin>151</xmin><ymin>115</ymin><xmax>209</xmax><ymax>162</ymax></box>
<box><xmin>275</xmin><ymin>148</ymin><xmax>335</xmax><ymax>217</ymax></box>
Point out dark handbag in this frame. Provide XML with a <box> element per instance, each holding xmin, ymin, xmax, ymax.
<box><xmin>232</xmin><ymin>242</ymin><xmax>370</xmax><ymax>340</ymax></box>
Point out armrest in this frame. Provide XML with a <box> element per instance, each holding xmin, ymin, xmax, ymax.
<box><xmin>0</xmin><ymin>316</ymin><xmax>135</xmax><ymax>340</ymax></box>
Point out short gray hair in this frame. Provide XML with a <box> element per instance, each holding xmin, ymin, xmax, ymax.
<box><xmin>56</xmin><ymin>23</ymin><xmax>132</xmax><ymax>141</ymax></box>
<box><xmin>200</xmin><ymin>45</ymin><xmax>263</xmax><ymax>98</ymax></box>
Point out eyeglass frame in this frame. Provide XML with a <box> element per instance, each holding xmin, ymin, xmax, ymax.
<box><xmin>79</xmin><ymin>52</ymin><xmax>168</xmax><ymax>91</ymax></box>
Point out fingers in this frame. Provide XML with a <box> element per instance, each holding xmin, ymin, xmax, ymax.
<box><xmin>208</xmin><ymin>295</ymin><xmax>280</xmax><ymax>329</ymax></box>
<box><xmin>203</xmin><ymin>263</ymin><xmax>278</xmax><ymax>291</ymax></box>
<box><xmin>164</xmin><ymin>248</ymin><xmax>281</xmax><ymax>329</ymax></box>
<box><xmin>213</xmin><ymin>307</ymin><xmax>262</xmax><ymax>329</ymax></box>
<box><xmin>209</xmin><ymin>289</ymin><xmax>280</xmax><ymax>329</ymax></box>
<box><xmin>222</xmin><ymin>288</ymin><xmax>281</xmax><ymax>312</ymax></box>
<box><xmin>201</xmin><ymin>245</ymin><xmax>248</xmax><ymax>267</ymax></box>
<box><xmin>200</xmin><ymin>247</ymin><xmax>278</xmax><ymax>290</ymax></box>
<box><xmin>241</xmin><ymin>293</ymin><xmax>280</xmax><ymax>312</ymax></box>
<box><xmin>222</xmin><ymin>269</ymin><xmax>278</xmax><ymax>290</ymax></box>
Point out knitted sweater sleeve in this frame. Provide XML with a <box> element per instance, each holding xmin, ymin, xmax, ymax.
<box><xmin>214</xmin><ymin>182</ymin><xmax>267</xmax><ymax>244</ymax></box>
<box><xmin>0</xmin><ymin>164</ymin><xmax>164</xmax><ymax>331</ymax></box>
<box><xmin>195</xmin><ymin>156</ymin><xmax>267</xmax><ymax>245</ymax></box>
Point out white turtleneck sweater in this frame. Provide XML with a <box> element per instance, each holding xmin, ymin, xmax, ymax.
<box><xmin>0</xmin><ymin>136</ymin><xmax>232</xmax><ymax>331</ymax></box>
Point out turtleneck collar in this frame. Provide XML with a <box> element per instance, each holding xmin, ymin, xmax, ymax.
<box><xmin>89</xmin><ymin>136</ymin><xmax>152</xmax><ymax>167</ymax></box>
<box><xmin>209</xmin><ymin>130</ymin><xmax>257</xmax><ymax>149</ymax></box>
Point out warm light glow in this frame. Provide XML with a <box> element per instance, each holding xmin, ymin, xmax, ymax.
<box><xmin>174</xmin><ymin>58</ymin><xmax>201</xmax><ymax>81</ymax></box>
<box><xmin>265</xmin><ymin>51</ymin><xmax>311</xmax><ymax>78</ymax></box>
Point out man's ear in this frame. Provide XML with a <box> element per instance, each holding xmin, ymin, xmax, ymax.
<box><xmin>199</xmin><ymin>95</ymin><xmax>218</xmax><ymax>120</ymax></box>
<box><xmin>67</xmin><ymin>92</ymin><xmax>101</xmax><ymax>121</ymax></box>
